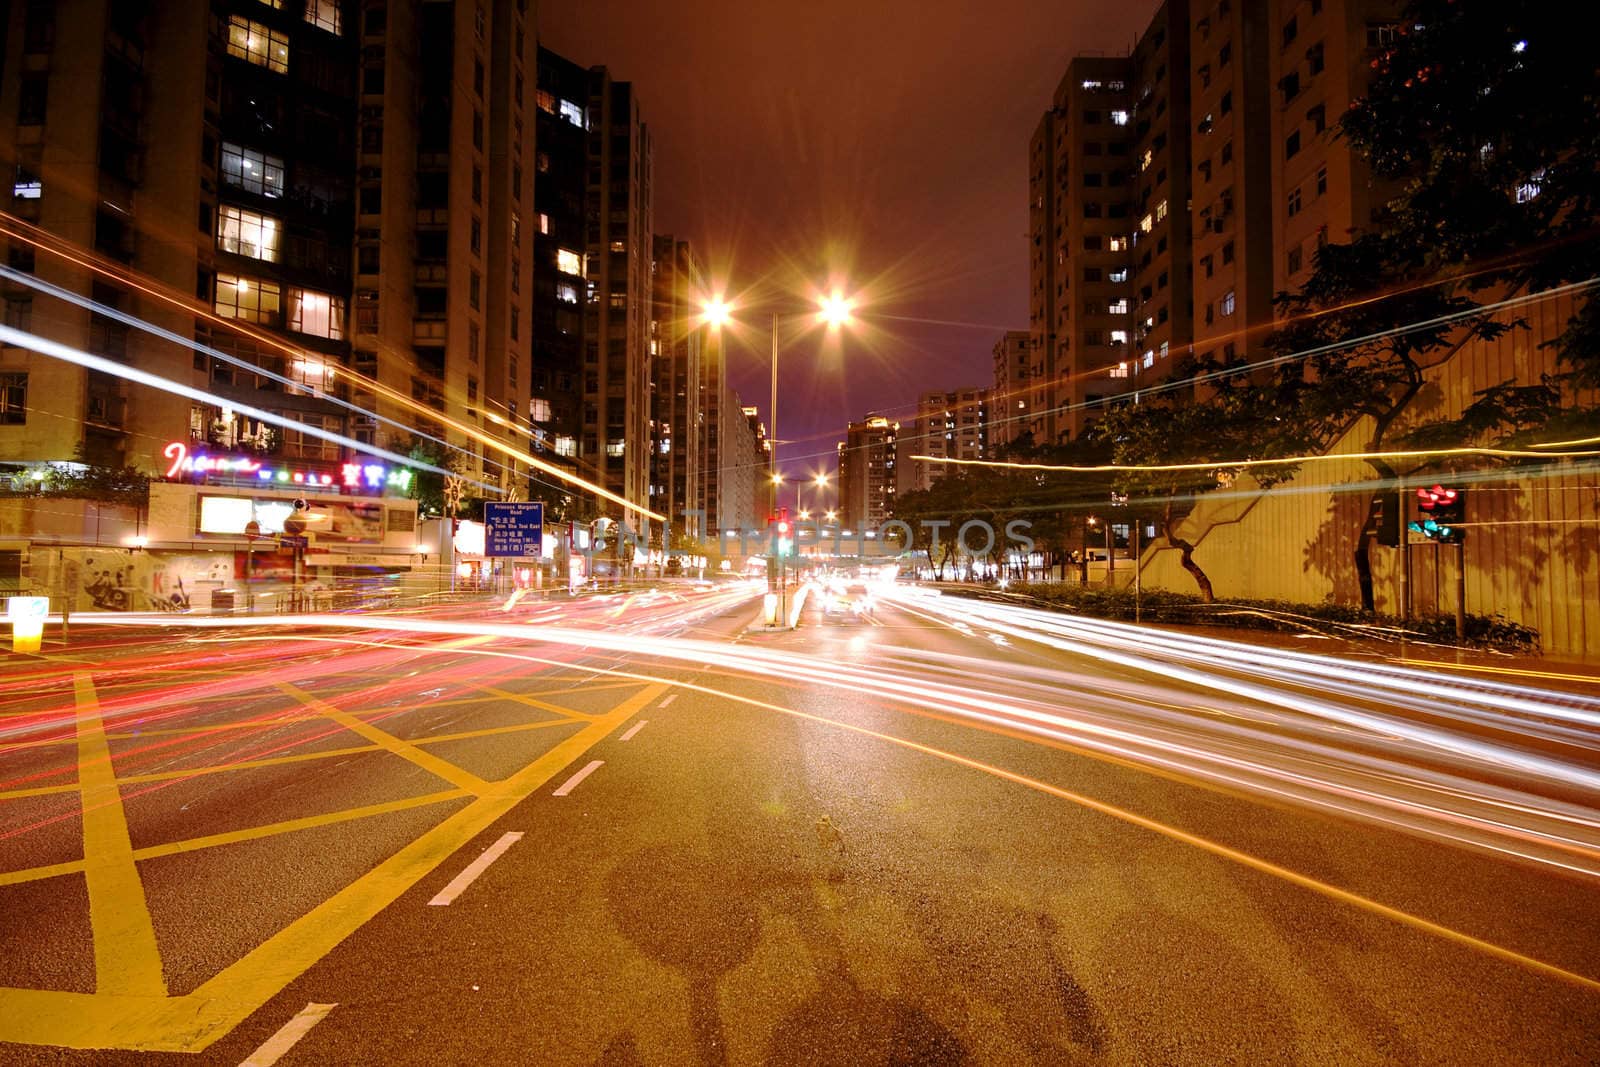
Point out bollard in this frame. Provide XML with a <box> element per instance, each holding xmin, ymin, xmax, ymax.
<box><xmin>7</xmin><ymin>596</ymin><xmax>50</xmax><ymax>654</ymax></box>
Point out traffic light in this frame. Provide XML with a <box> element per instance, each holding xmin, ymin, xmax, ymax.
<box><xmin>1408</xmin><ymin>484</ymin><xmax>1466</xmax><ymax>544</ymax></box>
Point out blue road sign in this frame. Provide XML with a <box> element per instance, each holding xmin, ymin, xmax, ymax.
<box><xmin>485</xmin><ymin>502</ymin><xmax>544</xmax><ymax>558</ymax></box>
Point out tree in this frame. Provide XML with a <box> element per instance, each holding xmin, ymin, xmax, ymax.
<box><xmin>1093</xmin><ymin>371</ymin><xmax>1306</xmax><ymax>601</ymax></box>
<box><xmin>1261</xmin><ymin>0</ymin><xmax>1598</xmax><ymax>610</ymax></box>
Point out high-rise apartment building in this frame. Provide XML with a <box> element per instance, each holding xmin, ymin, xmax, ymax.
<box><xmin>0</xmin><ymin>0</ymin><xmax>363</xmax><ymax>471</ymax></box>
<box><xmin>698</xmin><ymin>330</ymin><xmax>729</xmax><ymax>536</ymax></box>
<box><xmin>836</xmin><ymin>416</ymin><xmax>897</xmax><ymax>531</ymax></box>
<box><xmin>361</xmin><ymin>0</ymin><xmax>538</xmax><ymax>493</ymax></box>
<box><xmin>1266</xmin><ymin>0</ymin><xmax>1401</xmax><ymax>295</ymax></box>
<box><xmin>897</xmin><ymin>388</ymin><xmax>988</xmax><ymax>496</ymax></box>
<box><xmin>0</xmin><ymin>0</ymin><xmax>536</xmax><ymax>485</ymax></box>
<box><xmin>649</xmin><ymin>235</ymin><xmax>705</xmax><ymax>541</ymax></box>
<box><xmin>1025</xmin><ymin>0</ymin><xmax>1398</xmax><ymax>438</ymax></box>
<box><xmin>1126</xmin><ymin>0</ymin><xmax>1193</xmax><ymax>389</ymax></box>
<box><xmin>1028</xmin><ymin>57</ymin><xmax>1136</xmax><ymax>444</ymax></box>
<box><xmin>989</xmin><ymin>330</ymin><xmax>1031</xmax><ymax>451</ymax></box>
<box><xmin>530</xmin><ymin>44</ymin><xmax>590</xmax><ymax>482</ymax></box>
<box><xmin>1187</xmin><ymin>0</ymin><xmax>1273</xmax><ymax>370</ymax></box>
<box><xmin>582</xmin><ymin>71</ymin><xmax>652</xmax><ymax>520</ymax></box>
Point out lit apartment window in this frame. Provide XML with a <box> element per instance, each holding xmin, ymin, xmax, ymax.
<box><xmin>1109</xmin><ymin>236</ymin><xmax>1129</xmax><ymax>252</ymax></box>
<box><xmin>606</xmin><ymin>439</ymin><xmax>625</xmax><ymax>457</ymax></box>
<box><xmin>536</xmin><ymin>90</ymin><xmax>556</xmax><ymax>114</ymax></box>
<box><xmin>1139</xmin><ymin>213</ymin><xmax>1153</xmax><ymax>233</ymax></box>
<box><xmin>0</xmin><ymin>372</ymin><xmax>26</xmax><ymax>424</ymax></box>
<box><xmin>289</xmin><ymin>356</ymin><xmax>334</xmax><ymax>387</ymax></box>
<box><xmin>1108</xmin><ymin>267</ymin><xmax>1129</xmax><ymax>283</ymax></box>
<box><xmin>1110</xmin><ymin>110</ymin><xmax>1129</xmax><ymax>125</ymax></box>
<box><xmin>556</xmin><ymin>283</ymin><xmax>579</xmax><ymax>304</ymax></box>
<box><xmin>1139</xmin><ymin>148</ymin><xmax>1153</xmax><ymax>172</ymax></box>
<box><xmin>304</xmin><ymin>0</ymin><xmax>341</xmax><ymax>35</ymax></box>
<box><xmin>12</xmin><ymin>168</ymin><xmax>41</xmax><ymax>199</ymax></box>
<box><xmin>1108</xmin><ymin>299</ymin><xmax>1130</xmax><ymax>314</ymax></box>
<box><xmin>1109</xmin><ymin>362</ymin><xmax>1130</xmax><ymax>379</ymax></box>
<box><xmin>559</xmin><ymin>99</ymin><xmax>585</xmax><ymax>128</ymax></box>
<box><xmin>220</xmin><ymin>143</ymin><xmax>284</xmax><ymax>198</ymax></box>
<box><xmin>1516</xmin><ymin>168</ymin><xmax>1546</xmax><ymax>203</ymax></box>
<box><xmin>227</xmin><ymin>17</ymin><xmax>289</xmax><ymax>74</ymax></box>
<box><xmin>1155</xmin><ymin>198</ymin><xmax>1168</xmax><ymax>221</ymax></box>
<box><xmin>555</xmin><ymin>435</ymin><xmax>577</xmax><ymax>457</ymax></box>
<box><xmin>214</xmin><ymin>274</ymin><xmax>280</xmax><ymax>324</ymax></box>
<box><xmin>557</xmin><ymin>248</ymin><xmax>582</xmax><ymax>275</ymax></box>
<box><xmin>217</xmin><ymin>205</ymin><xmax>281</xmax><ymax>262</ymax></box>
<box><xmin>288</xmin><ymin>288</ymin><xmax>346</xmax><ymax>339</ymax></box>
<box><xmin>1109</xmin><ymin>330</ymin><xmax>1129</xmax><ymax>345</ymax></box>
<box><xmin>530</xmin><ymin>398</ymin><xmax>552</xmax><ymax>422</ymax></box>
<box><xmin>538</xmin><ymin>213</ymin><xmax>551</xmax><ymax>234</ymax></box>
<box><xmin>1220</xmin><ymin>289</ymin><xmax>1236</xmax><ymax>316</ymax></box>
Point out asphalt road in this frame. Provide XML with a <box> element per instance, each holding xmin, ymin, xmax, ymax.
<box><xmin>1</xmin><ymin>581</ymin><xmax>1598</xmax><ymax>1064</ymax></box>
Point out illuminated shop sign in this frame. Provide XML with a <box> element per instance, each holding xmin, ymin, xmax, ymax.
<box><xmin>163</xmin><ymin>441</ymin><xmax>412</xmax><ymax>493</ymax></box>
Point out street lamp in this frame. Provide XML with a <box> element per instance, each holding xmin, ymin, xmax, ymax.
<box><xmin>702</xmin><ymin>286</ymin><xmax>860</xmax><ymax>625</ymax></box>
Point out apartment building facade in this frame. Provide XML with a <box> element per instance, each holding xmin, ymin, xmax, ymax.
<box><xmin>649</xmin><ymin>234</ymin><xmax>705</xmax><ymax>541</ymax></box>
<box><xmin>836</xmin><ymin>416</ymin><xmax>897</xmax><ymax>532</ymax></box>
<box><xmin>1028</xmin><ymin>57</ymin><xmax>1137</xmax><ymax>444</ymax></box>
<box><xmin>582</xmin><ymin>71</ymin><xmax>652</xmax><ymax>522</ymax></box>
<box><xmin>897</xmin><ymin>388</ymin><xmax>989</xmax><ymax>496</ymax></box>
<box><xmin>530</xmin><ymin>44</ymin><xmax>588</xmax><ymax>484</ymax></box>
<box><xmin>1025</xmin><ymin>0</ymin><xmax>1400</xmax><ymax>440</ymax></box>
<box><xmin>989</xmin><ymin>329</ymin><xmax>1031</xmax><ymax>451</ymax></box>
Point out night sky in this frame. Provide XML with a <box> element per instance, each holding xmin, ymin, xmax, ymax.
<box><xmin>540</xmin><ymin>1</ymin><xmax>1153</xmax><ymax>479</ymax></box>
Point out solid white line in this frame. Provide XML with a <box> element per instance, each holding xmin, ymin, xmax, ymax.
<box><xmin>426</xmin><ymin>831</ymin><xmax>523</xmax><ymax>906</ymax></box>
<box><xmin>620</xmin><ymin>720</ymin><xmax>648</xmax><ymax>741</ymax></box>
<box><xmin>239</xmin><ymin>1002</ymin><xmax>338</xmax><ymax>1066</ymax></box>
<box><xmin>658</xmin><ymin>693</ymin><xmax>678</xmax><ymax>708</ymax></box>
<box><xmin>553</xmin><ymin>759</ymin><xmax>604</xmax><ymax>797</ymax></box>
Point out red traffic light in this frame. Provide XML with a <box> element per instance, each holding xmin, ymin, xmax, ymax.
<box><xmin>1416</xmin><ymin>484</ymin><xmax>1458</xmax><ymax>511</ymax></box>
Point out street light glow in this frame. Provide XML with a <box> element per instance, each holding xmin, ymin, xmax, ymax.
<box><xmin>817</xmin><ymin>291</ymin><xmax>854</xmax><ymax>327</ymax></box>
<box><xmin>702</xmin><ymin>296</ymin><xmax>732</xmax><ymax>328</ymax></box>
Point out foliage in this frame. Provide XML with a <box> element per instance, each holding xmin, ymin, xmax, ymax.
<box><xmin>1090</xmin><ymin>364</ymin><xmax>1311</xmax><ymax>600</ymax></box>
<box><xmin>1257</xmin><ymin>0</ymin><xmax>1600</xmax><ymax>610</ymax></box>
<box><xmin>947</xmin><ymin>582</ymin><xmax>1540</xmax><ymax>654</ymax></box>
<box><xmin>892</xmin><ymin>435</ymin><xmax>1113</xmax><ymax>579</ymax></box>
<box><xmin>2</xmin><ymin>461</ymin><xmax>150</xmax><ymax>505</ymax></box>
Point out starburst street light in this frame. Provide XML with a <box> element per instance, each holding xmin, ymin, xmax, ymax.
<box><xmin>817</xmin><ymin>291</ymin><xmax>854</xmax><ymax>327</ymax></box>
<box><xmin>702</xmin><ymin>296</ymin><xmax>732</xmax><ymax>329</ymax></box>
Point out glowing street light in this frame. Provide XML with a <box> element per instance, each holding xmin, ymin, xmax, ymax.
<box><xmin>701</xmin><ymin>296</ymin><xmax>732</xmax><ymax>329</ymax></box>
<box><xmin>817</xmin><ymin>291</ymin><xmax>854</xmax><ymax>327</ymax></box>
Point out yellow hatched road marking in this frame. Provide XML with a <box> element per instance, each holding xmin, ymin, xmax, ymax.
<box><xmin>471</xmin><ymin>684</ymin><xmax>605</xmax><ymax>720</ymax></box>
<box><xmin>73</xmin><ymin>673</ymin><xmax>167</xmax><ymax>998</ymax></box>
<box><xmin>274</xmin><ymin>682</ymin><xmax>490</xmax><ymax>795</ymax></box>
<box><xmin>0</xmin><ymin>679</ymin><xmax>665</xmax><ymax>1052</ymax></box>
<box><xmin>0</xmin><ymin>790</ymin><xmax>468</xmax><ymax>888</ymax></box>
<box><xmin>0</xmin><ymin>714</ymin><xmax>583</xmax><ymax>817</ymax></box>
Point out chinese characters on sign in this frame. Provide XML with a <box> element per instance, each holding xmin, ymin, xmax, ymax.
<box><xmin>484</xmin><ymin>502</ymin><xmax>544</xmax><ymax>558</ymax></box>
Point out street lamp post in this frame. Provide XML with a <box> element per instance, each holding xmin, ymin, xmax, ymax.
<box><xmin>702</xmin><ymin>288</ymin><xmax>856</xmax><ymax>627</ymax></box>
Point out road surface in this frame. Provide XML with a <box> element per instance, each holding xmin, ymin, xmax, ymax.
<box><xmin>2</xmin><ymin>580</ymin><xmax>1597</xmax><ymax>1064</ymax></box>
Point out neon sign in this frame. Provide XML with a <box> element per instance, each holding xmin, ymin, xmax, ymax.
<box><xmin>163</xmin><ymin>441</ymin><xmax>412</xmax><ymax>494</ymax></box>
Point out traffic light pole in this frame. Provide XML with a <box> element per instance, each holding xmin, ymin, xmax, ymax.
<box><xmin>1397</xmin><ymin>474</ymin><xmax>1410</xmax><ymax>621</ymax></box>
<box><xmin>1455</xmin><ymin>541</ymin><xmax>1466</xmax><ymax>641</ymax></box>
